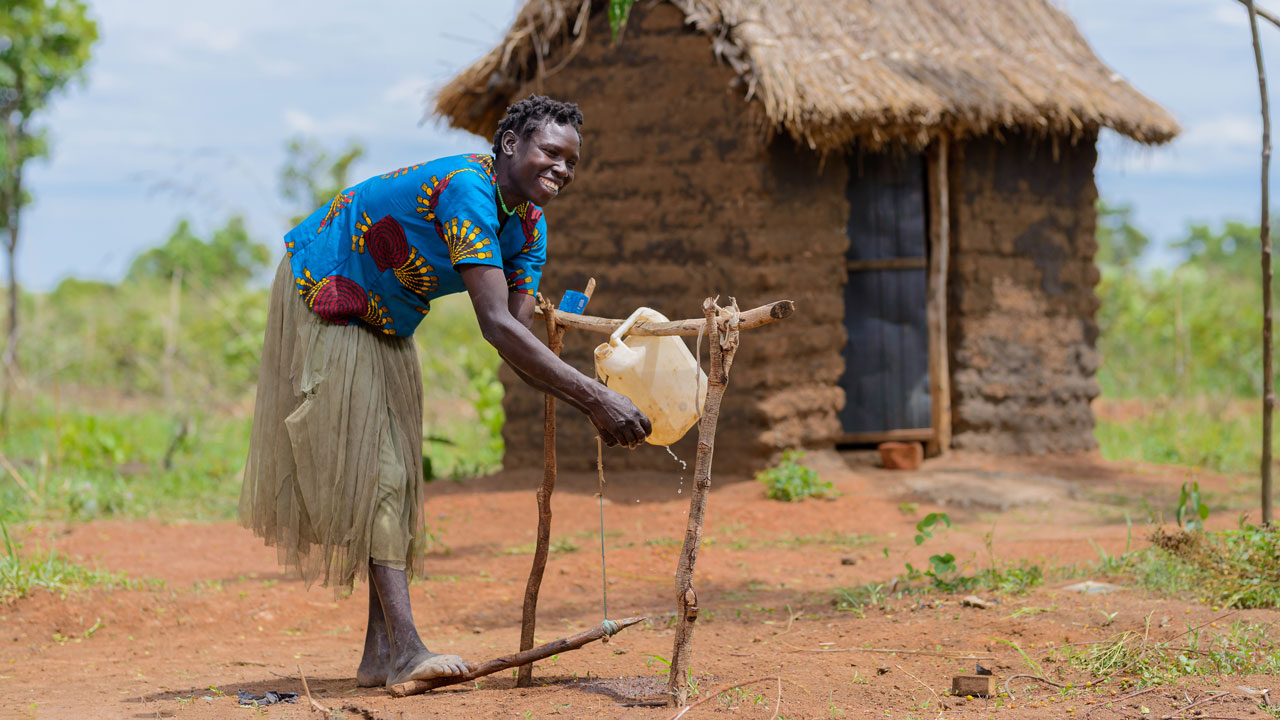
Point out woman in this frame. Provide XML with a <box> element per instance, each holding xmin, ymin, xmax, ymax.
<box><xmin>239</xmin><ymin>95</ymin><xmax>651</xmax><ymax>688</ymax></box>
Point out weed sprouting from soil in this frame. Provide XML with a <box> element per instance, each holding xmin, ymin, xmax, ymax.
<box><xmin>756</xmin><ymin>450</ymin><xmax>834</xmax><ymax>502</ymax></box>
<box><xmin>1146</xmin><ymin>524</ymin><xmax>1280</xmax><ymax>608</ymax></box>
<box><xmin>1057</xmin><ymin>617</ymin><xmax>1280</xmax><ymax>686</ymax></box>
<box><xmin>834</xmin><ymin>526</ymin><xmax>1045</xmax><ymax>613</ymax></box>
<box><xmin>0</xmin><ymin>519</ymin><xmax>136</xmax><ymax>602</ymax></box>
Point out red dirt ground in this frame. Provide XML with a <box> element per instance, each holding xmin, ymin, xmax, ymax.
<box><xmin>3</xmin><ymin>451</ymin><xmax>1279</xmax><ymax>719</ymax></box>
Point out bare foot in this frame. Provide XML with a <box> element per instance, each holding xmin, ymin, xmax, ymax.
<box><xmin>356</xmin><ymin>656</ymin><xmax>388</xmax><ymax>688</ymax></box>
<box><xmin>387</xmin><ymin>650</ymin><xmax>471</xmax><ymax>686</ymax></box>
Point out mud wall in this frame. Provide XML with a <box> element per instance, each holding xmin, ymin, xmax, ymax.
<box><xmin>498</xmin><ymin>2</ymin><xmax>849</xmax><ymax>475</ymax></box>
<box><xmin>947</xmin><ymin>132</ymin><xmax>1101</xmax><ymax>453</ymax></box>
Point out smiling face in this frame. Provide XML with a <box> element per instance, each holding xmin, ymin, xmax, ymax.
<box><xmin>497</xmin><ymin>121</ymin><xmax>581</xmax><ymax>207</ymax></box>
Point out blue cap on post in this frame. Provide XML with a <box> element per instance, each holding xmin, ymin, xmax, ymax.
<box><xmin>558</xmin><ymin>290</ymin><xmax>589</xmax><ymax>315</ymax></box>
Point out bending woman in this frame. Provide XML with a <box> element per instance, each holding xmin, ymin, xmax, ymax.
<box><xmin>239</xmin><ymin>95</ymin><xmax>650</xmax><ymax>688</ymax></box>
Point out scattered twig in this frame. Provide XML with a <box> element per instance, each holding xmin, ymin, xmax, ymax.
<box><xmin>1085</xmin><ymin>686</ymin><xmax>1158</xmax><ymax>719</ymax></box>
<box><xmin>781</xmin><ymin>642</ymin><xmax>992</xmax><ymax>659</ymax></box>
<box><xmin>1159</xmin><ymin>691</ymin><xmax>1230</xmax><ymax>720</ymax></box>
<box><xmin>341</xmin><ymin>702</ymin><xmax>396</xmax><ymax>720</ymax></box>
<box><xmin>895</xmin><ymin>664</ymin><xmax>943</xmax><ymax>720</ymax></box>
<box><xmin>297</xmin><ymin>663</ymin><xmax>329</xmax><ymax>715</ymax></box>
<box><xmin>773</xmin><ymin>612</ymin><xmax>990</xmax><ymax>659</ymax></box>
<box><xmin>1003</xmin><ymin>673</ymin><xmax>1065</xmax><ymax>700</ymax></box>
<box><xmin>0</xmin><ymin>452</ymin><xmax>39</xmax><ymax>504</ymax></box>
<box><xmin>664</xmin><ymin>676</ymin><xmax>776</xmax><ymax>720</ymax></box>
<box><xmin>769</xmin><ymin>675</ymin><xmax>783</xmax><ymax>720</ymax></box>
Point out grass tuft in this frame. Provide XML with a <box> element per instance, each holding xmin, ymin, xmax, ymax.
<box><xmin>1</xmin><ymin>520</ymin><xmax>136</xmax><ymax>602</ymax></box>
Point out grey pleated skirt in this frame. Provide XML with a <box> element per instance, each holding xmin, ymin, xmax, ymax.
<box><xmin>239</xmin><ymin>257</ymin><xmax>426</xmax><ymax>589</ymax></box>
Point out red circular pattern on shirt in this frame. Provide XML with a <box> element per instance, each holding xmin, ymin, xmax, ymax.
<box><xmin>522</xmin><ymin>205</ymin><xmax>542</xmax><ymax>241</ymax></box>
<box><xmin>367</xmin><ymin>215</ymin><xmax>410</xmax><ymax>271</ymax></box>
<box><xmin>310</xmin><ymin>275</ymin><xmax>366</xmax><ymax>324</ymax></box>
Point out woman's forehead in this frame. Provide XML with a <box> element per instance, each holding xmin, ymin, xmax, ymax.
<box><xmin>530</xmin><ymin>122</ymin><xmax>580</xmax><ymax>153</ymax></box>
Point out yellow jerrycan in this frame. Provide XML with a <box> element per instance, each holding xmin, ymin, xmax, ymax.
<box><xmin>594</xmin><ymin>307</ymin><xmax>708</xmax><ymax>446</ymax></box>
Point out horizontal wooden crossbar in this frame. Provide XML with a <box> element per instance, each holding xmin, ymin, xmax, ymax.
<box><xmin>846</xmin><ymin>257</ymin><xmax>927</xmax><ymax>272</ymax></box>
<box><xmin>534</xmin><ymin>299</ymin><xmax>794</xmax><ymax>337</ymax></box>
<box><xmin>838</xmin><ymin>428</ymin><xmax>934</xmax><ymax>445</ymax></box>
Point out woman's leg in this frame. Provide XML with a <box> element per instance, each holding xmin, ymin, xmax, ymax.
<box><xmin>368</xmin><ymin>562</ymin><xmax>469</xmax><ymax>685</ymax></box>
<box><xmin>356</xmin><ymin>573</ymin><xmax>391</xmax><ymax>687</ymax></box>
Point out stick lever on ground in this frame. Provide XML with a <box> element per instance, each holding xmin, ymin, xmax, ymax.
<box><xmin>388</xmin><ymin>617</ymin><xmax>645</xmax><ymax>698</ymax></box>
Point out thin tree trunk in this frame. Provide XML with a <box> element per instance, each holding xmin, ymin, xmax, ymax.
<box><xmin>668</xmin><ymin>297</ymin><xmax>740</xmax><ymax>707</ymax></box>
<box><xmin>162</xmin><ymin>268</ymin><xmax>183</xmax><ymax>406</ymax></box>
<box><xmin>1</xmin><ymin>116</ymin><xmax>22</xmax><ymax>427</ymax></box>
<box><xmin>1248</xmin><ymin>0</ymin><xmax>1274</xmax><ymax>525</ymax></box>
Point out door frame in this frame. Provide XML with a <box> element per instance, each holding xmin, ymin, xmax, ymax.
<box><xmin>836</xmin><ymin>136</ymin><xmax>952</xmax><ymax>454</ymax></box>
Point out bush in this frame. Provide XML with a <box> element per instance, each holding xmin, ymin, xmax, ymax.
<box><xmin>756</xmin><ymin>450</ymin><xmax>833</xmax><ymax>501</ymax></box>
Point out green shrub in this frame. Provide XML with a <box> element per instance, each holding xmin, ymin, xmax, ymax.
<box><xmin>756</xmin><ymin>450</ymin><xmax>832</xmax><ymax>502</ymax></box>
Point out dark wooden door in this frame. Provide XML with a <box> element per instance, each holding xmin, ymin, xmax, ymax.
<box><xmin>838</xmin><ymin>151</ymin><xmax>931</xmax><ymax>438</ymax></box>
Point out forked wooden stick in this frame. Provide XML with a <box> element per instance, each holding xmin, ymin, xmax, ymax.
<box><xmin>668</xmin><ymin>298</ymin><xmax>741</xmax><ymax>706</ymax></box>
<box><xmin>517</xmin><ymin>280</ymin><xmax>594</xmax><ymax>688</ymax></box>
<box><xmin>388</xmin><ymin>617</ymin><xmax>645</xmax><ymax>697</ymax></box>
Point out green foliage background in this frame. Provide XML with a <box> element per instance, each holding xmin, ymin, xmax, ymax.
<box><xmin>1094</xmin><ymin>202</ymin><xmax>1277</xmax><ymax>473</ymax></box>
<box><xmin>0</xmin><ymin>138</ymin><xmax>505</xmax><ymax>525</ymax></box>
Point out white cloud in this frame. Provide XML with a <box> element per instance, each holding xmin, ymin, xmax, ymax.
<box><xmin>176</xmin><ymin>20</ymin><xmax>242</xmax><ymax>53</ymax></box>
<box><xmin>383</xmin><ymin>76</ymin><xmax>429</xmax><ymax>107</ymax></box>
<box><xmin>283</xmin><ymin>109</ymin><xmax>317</xmax><ymax>135</ymax></box>
<box><xmin>1101</xmin><ymin>114</ymin><xmax>1265</xmax><ymax>176</ymax></box>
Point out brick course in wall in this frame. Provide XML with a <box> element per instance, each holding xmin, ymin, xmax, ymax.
<box><xmin>947</xmin><ymin>133</ymin><xmax>1101</xmax><ymax>453</ymax></box>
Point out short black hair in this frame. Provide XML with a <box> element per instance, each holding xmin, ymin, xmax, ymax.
<box><xmin>492</xmin><ymin>94</ymin><xmax>584</xmax><ymax>155</ymax></box>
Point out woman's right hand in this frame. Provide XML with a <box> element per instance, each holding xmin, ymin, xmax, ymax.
<box><xmin>589</xmin><ymin>386</ymin><xmax>652</xmax><ymax>448</ymax></box>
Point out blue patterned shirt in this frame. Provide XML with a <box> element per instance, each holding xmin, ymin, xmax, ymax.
<box><xmin>284</xmin><ymin>153</ymin><xmax>547</xmax><ymax>337</ymax></box>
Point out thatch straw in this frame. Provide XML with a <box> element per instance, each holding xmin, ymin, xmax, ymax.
<box><xmin>433</xmin><ymin>0</ymin><xmax>1178</xmax><ymax>150</ymax></box>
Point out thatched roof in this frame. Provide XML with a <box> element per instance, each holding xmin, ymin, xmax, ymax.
<box><xmin>434</xmin><ymin>0</ymin><xmax>1178</xmax><ymax>151</ymax></box>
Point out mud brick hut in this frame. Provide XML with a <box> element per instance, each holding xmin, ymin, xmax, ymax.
<box><xmin>434</xmin><ymin>0</ymin><xmax>1178</xmax><ymax>474</ymax></box>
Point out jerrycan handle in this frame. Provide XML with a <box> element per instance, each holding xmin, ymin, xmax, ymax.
<box><xmin>609</xmin><ymin>307</ymin><xmax>654</xmax><ymax>348</ymax></box>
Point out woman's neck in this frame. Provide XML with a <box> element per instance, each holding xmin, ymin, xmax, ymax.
<box><xmin>493</xmin><ymin>157</ymin><xmax>529</xmax><ymax>214</ymax></box>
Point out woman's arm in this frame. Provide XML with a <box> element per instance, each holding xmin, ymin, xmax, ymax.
<box><xmin>461</xmin><ymin>264</ymin><xmax>650</xmax><ymax>447</ymax></box>
<box><xmin>500</xmin><ymin>292</ymin><xmax>591</xmax><ymax>414</ymax></box>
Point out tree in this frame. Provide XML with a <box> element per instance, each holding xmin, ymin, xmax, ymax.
<box><xmin>127</xmin><ymin>217</ymin><xmax>270</xmax><ymax>291</ymax></box>
<box><xmin>1096</xmin><ymin>201</ymin><xmax>1150</xmax><ymax>269</ymax></box>
<box><xmin>1173</xmin><ymin>220</ymin><xmax>1270</xmax><ymax>277</ymax></box>
<box><xmin>279</xmin><ymin>136</ymin><xmax>364</xmax><ymax>225</ymax></box>
<box><xmin>0</xmin><ymin>0</ymin><xmax>97</xmax><ymax>392</ymax></box>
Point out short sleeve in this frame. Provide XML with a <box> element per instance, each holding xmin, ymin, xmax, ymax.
<box><xmin>421</xmin><ymin>165</ymin><xmax>503</xmax><ymax>270</ymax></box>
<box><xmin>506</xmin><ymin>207</ymin><xmax>547</xmax><ymax>297</ymax></box>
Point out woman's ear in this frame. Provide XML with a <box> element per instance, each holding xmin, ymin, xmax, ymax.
<box><xmin>501</xmin><ymin>129</ymin><xmax>518</xmax><ymax>157</ymax></box>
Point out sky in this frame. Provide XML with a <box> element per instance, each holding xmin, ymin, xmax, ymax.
<box><xmin>11</xmin><ymin>0</ymin><xmax>1280</xmax><ymax>289</ymax></box>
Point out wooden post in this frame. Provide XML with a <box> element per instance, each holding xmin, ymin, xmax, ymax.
<box><xmin>517</xmin><ymin>280</ymin><xmax>594</xmax><ymax>687</ymax></box>
<box><xmin>668</xmin><ymin>297</ymin><xmax>741</xmax><ymax>707</ymax></box>
<box><xmin>925</xmin><ymin>135</ymin><xmax>951</xmax><ymax>457</ymax></box>
<box><xmin>1247</xmin><ymin>0</ymin><xmax>1274</xmax><ymax>525</ymax></box>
